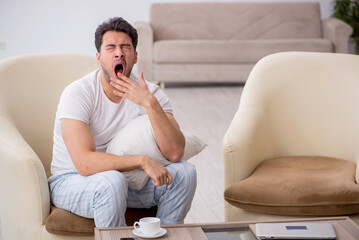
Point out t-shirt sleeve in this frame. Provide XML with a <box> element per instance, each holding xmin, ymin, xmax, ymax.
<box><xmin>57</xmin><ymin>82</ymin><xmax>92</xmax><ymax>124</ymax></box>
<box><xmin>147</xmin><ymin>81</ymin><xmax>173</xmax><ymax>114</ymax></box>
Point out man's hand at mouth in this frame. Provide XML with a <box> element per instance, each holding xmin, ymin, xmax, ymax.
<box><xmin>110</xmin><ymin>72</ymin><xmax>156</xmax><ymax>108</ymax></box>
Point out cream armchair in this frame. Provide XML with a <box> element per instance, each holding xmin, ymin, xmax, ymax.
<box><xmin>0</xmin><ymin>53</ymin><xmax>99</xmax><ymax>240</ymax></box>
<box><xmin>223</xmin><ymin>52</ymin><xmax>359</xmax><ymax>225</ymax></box>
<box><xmin>0</xmin><ymin>53</ymin><xmax>158</xmax><ymax>240</ymax></box>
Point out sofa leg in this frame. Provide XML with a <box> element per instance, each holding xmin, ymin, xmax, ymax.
<box><xmin>151</xmin><ymin>80</ymin><xmax>165</xmax><ymax>89</ymax></box>
<box><xmin>160</xmin><ymin>82</ymin><xmax>165</xmax><ymax>89</ymax></box>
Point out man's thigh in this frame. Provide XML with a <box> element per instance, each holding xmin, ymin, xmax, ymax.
<box><xmin>48</xmin><ymin>170</ymin><xmax>128</xmax><ymax>218</ymax></box>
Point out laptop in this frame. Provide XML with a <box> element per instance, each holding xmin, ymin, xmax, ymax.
<box><xmin>255</xmin><ymin>222</ymin><xmax>337</xmax><ymax>239</ymax></box>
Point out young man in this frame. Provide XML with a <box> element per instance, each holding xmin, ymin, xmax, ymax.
<box><xmin>48</xmin><ymin>17</ymin><xmax>197</xmax><ymax>227</ymax></box>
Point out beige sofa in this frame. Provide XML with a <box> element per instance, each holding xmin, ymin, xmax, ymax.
<box><xmin>223</xmin><ymin>52</ymin><xmax>359</xmax><ymax>225</ymax></box>
<box><xmin>134</xmin><ymin>2</ymin><xmax>352</xmax><ymax>85</ymax></box>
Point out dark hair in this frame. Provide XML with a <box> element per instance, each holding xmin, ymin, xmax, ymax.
<box><xmin>95</xmin><ymin>17</ymin><xmax>138</xmax><ymax>52</ymax></box>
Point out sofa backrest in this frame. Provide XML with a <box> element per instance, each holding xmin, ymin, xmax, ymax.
<box><xmin>150</xmin><ymin>2</ymin><xmax>322</xmax><ymax>41</ymax></box>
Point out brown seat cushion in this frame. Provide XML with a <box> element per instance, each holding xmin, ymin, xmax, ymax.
<box><xmin>224</xmin><ymin>156</ymin><xmax>359</xmax><ymax>216</ymax></box>
<box><xmin>45</xmin><ymin>205</ymin><xmax>158</xmax><ymax>236</ymax></box>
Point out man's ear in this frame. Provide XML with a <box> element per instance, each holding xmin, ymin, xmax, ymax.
<box><xmin>134</xmin><ymin>51</ymin><xmax>138</xmax><ymax>64</ymax></box>
<box><xmin>96</xmin><ymin>52</ymin><xmax>101</xmax><ymax>66</ymax></box>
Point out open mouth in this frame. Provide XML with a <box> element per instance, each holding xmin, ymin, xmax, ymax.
<box><xmin>114</xmin><ymin>63</ymin><xmax>124</xmax><ymax>76</ymax></box>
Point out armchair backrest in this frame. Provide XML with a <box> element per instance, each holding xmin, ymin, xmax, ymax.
<box><xmin>239</xmin><ymin>51</ymin><xmax>359</xmax><ymax>163</ymax></box>
<box><xmin>0</xmin><ymin>53</ymin><xmax>98</xmax><ymax>171</ymax></box>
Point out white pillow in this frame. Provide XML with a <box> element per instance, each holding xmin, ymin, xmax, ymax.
<box><xmin>106</xmin><ymin>114</ymin><xmax>206</xmax><ymax>190</ymax></box>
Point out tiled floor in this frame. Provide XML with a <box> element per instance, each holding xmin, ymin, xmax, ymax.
<box><xmin>165</xmin><ymin>85</ymin><xmax>243</xmax><ymax>223</ymax></box>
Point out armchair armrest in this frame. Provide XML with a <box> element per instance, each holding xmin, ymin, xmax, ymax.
<box><xmin>223</xmin><ymin>107</ymin><xmax>275</xmax><ymax>189</ymax></box>
<box><xmin>0</xmin><ymin>117</ymin><xmax>50</xmax><ymax>239</ymax></box>
<box><xmin>356</xmin><ymin>160</ymin><xmax>359</xmax><ymax>184</ymax></box>
<box><xmin>322</xmin><ymin>18</ymin><xmax>353</xmax><ymax>53</ymax></box>
<box><xmin>133</xmin><ymin>21</ymin><xmax>154</xmax><ymax>82</ymax></box>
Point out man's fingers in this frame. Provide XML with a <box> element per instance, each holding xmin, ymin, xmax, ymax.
<box><xmin>152</xmin><ymin>172</ymin><xmax>172</xmax><ymax>186</ymax></box>
<box><xmin>117</xmin><ymin>72</ymin><xmax>133</xmax><ymax>84</ymax></box>
<box><xmin>111</xmin><ymin>76</ymin><xmax>129</xmax><ymax>88</ymax></box>
<box><xmin>113</xmin><ymin>90</ymin><xmax>125</xmax><ymax>97</ymax></box>
<box><xmin>110</xmin><ymin>82</ymin><xmax>126</xmax><ymax>94</ymax></box>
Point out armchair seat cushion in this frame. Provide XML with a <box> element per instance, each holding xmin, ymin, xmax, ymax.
<box><xmin>153</xmin><ymin>39</ymin><xmax>332</xmax><ymax>64</ymax></box>
<box><xmin>45</xmin><ymin>205</ymin><xmax>95</xmax><ymax>236</ymax></box>
<box><xmin>45</xmin><ymin>205</ymin><xmax>157</xmax><ymax>236</ymax></box>
<box><xmin>224</xmin><ymin>156</ymin><xmax>359</xmax><ymax>216</ymax></box>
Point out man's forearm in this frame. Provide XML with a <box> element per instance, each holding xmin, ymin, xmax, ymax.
<box><xmin>74</xmin><ymin>151</ymin><xmax>173</xmax><ymax>186</ymax></box>
<box><xmin>145</xmin><ymin>95</ymin><xmax>185</xmax><ymax>162</ymax></box>
<box><xmin>74</xmin><ymin>151</ymin><xmax>145</xmax><ymax>176</ymax></box>
<box><xmin>108</xmin><ymin>72</ymin><xmax>185</xmax><ymax>162</ymax></box>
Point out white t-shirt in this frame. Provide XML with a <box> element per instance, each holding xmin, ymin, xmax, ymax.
<box><xmin>51</xmin><ymin>69</ymin><xmax>173</xmax><ymax>175</ymax></box>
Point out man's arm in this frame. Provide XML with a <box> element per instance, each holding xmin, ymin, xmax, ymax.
<box><xmin>61</xmin><ymin>118</ymin><xmax>173</xmax><ymax>186</ymax></box>
<box><xmin>110</xmin><ymin>72</ymin><xmax>185</xmax><ymax>162</ymax></box>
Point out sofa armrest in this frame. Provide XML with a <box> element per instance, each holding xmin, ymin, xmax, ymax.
<box><xmin>133</xmin><ymin>21</ymin><xmax>154</xmax><ymax>81</ymax></box>
<box><xmin>0</xmin><ymin>117</ymin><xmax>50</xmax><ymax>239</ymax></box>
<box><xmin>322</xmin><ymin>18</ymin><xmax>353</xmax><ymax>53</ymax></box>
<box><xmin>223</xmin><ymin>107</ymin><xmax>275</xmax><ymax>189</ymax></box>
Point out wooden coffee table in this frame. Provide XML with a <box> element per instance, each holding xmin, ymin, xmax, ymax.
<box><xmin>95</xmin><ymin>216</ymin><xmax>359</xmax><ymax>240</ymax></box>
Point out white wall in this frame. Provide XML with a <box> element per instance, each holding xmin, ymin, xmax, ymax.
<box><xmin>0</xmin><ymin>0</ymin><xmax>333</xmax><ymax>60</ymax></box>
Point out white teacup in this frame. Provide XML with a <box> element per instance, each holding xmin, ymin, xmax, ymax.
<box><xmin>133</xmin><ymin>217</ymin><xmax>161</xmax><ymax>236</ymax></box>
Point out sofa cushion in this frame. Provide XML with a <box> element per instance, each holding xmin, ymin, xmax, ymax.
<box><xmin>151</xmin><ymin>2</ymin><xmax>322</xmax><ymax>41</ymax></box>
<box><xmin>153</xmin><ymin>39</ymin><xmax>332</xmax><ymax>64</ymax></box>
<box><xmin>224</xmin><ymin>156</ymin><xmax>359</xmax><ymax>216</ymax></box>
<box><xmin>45</xmin><ymin>205</ymin><xmax>158</xmax><ymax>236</ymax></box>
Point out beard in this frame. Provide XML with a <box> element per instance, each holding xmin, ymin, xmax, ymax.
<box><xmin>102</xmin><ymin>67</ymin><xmax>112</xmax><ymax>83</ymax></box>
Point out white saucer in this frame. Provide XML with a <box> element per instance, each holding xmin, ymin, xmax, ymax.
<box><xmin>132</xmin><ymin>228</ymin><xmax>167</xmax><ymax>238</ymax></box>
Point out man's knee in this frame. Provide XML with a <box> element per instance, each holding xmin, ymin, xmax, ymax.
<box><xmin>94</xmin><ymin>170</ymin><xmax>128</xmax><ymax>201</ymax></box>
<box><xmin>171</xmin><ymin>161</ymin><xmax>197</xmax><ymax>189</ymax></box>
<box><xmin>183</xmin><ymin>162</ymin><xmax>197</xmax><ymax>182</ymax></box>
<box><xmin>92</xmin><ymin>171</ymin><xmax>128</xmax><ymax>227</ymax></box>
